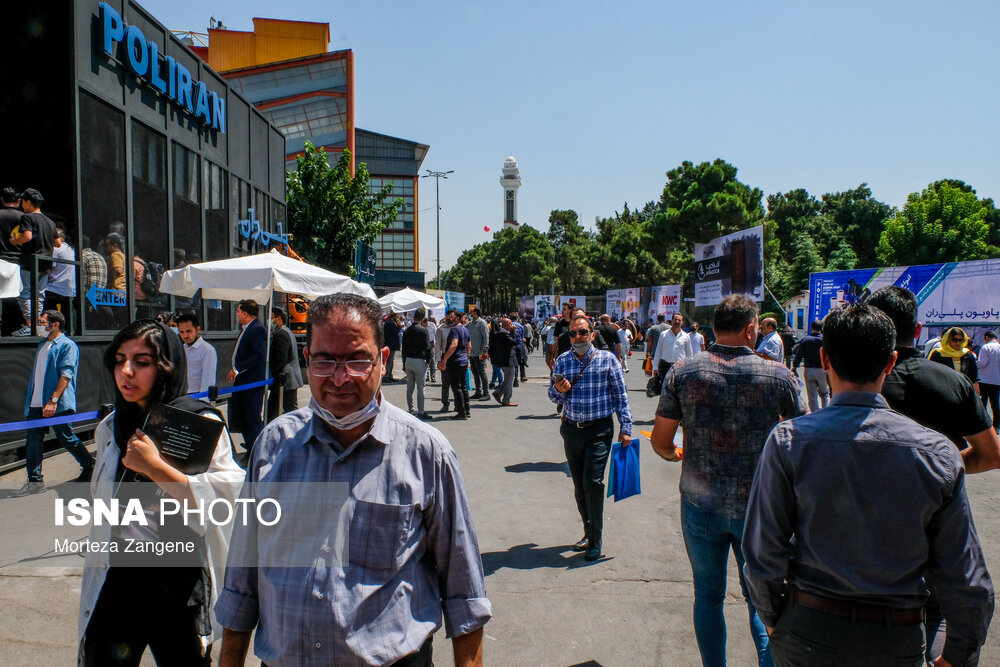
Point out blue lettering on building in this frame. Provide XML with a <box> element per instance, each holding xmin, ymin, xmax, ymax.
<box><xmin>239</xmin><ymin>209</ymin><xmax>289</xmax><ymax>247</ymax></box>
<box><xmin>87</xmin><ymin>285</ymin><xmax>127</xmax><ymax>308</ymax></box>
<box><xmin>98</xmin><ymin>3</ymin><xmax>225</xmax><ymax>133</ymax></box>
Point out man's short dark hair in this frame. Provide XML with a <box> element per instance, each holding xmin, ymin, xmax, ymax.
<box><xmin>105</xmin><ymin>233</ymin><xmax>124</xmax><ymax>251</ymax></box>
<box><xmin>271</xmin><ymin>307</ymin><xmax>287</xmax><ymax>324</ymax></box>
<box><xmin>1</xmin><ymin>186</ymin><xmax>19</xmax><ymax>204</ymax></box>
<box><xmin>657</xmin><ymin>314</ymin><xmax>665</xmax><ymax>323</ymax></box>
<box><xmin>811</xmin><ymin>320</ymin><xmax>823</xmax><ymax>334</ymax></box>
<box><xmin>713</xmin><ymin>294</ymin><xmax>759</xmax><ymax>333</ymax></box>
<box><xmin>985</xmin><ymin>331</ymin><xmax>998</xmax><ymax>341</ymax></box>
<box><xmin>570</xmin><ymin>315</ymin><xmax>592</xmax><ymax>331</ymax></box>
<box><xmin>43</xmin><ymin>309</ymin><xmax>65</xmax><ymax>329</ymax></box>
<box><xmin>867</xmin><ymin>286</ymin><xmax>917</xmax><ymax>344</ymax></box>
<box><xmin>472</xmin><ymin>307</ymin><xmax>482</xmax><ymax>317</ymax></box>
<box><xmin>176</xmin><ymin>313</ymin><xmax>200</xmax><ymax>328</ymax></box>
<box><xmin>448</xmin><ymin>309</ymin><xmax>461</xmax><ymax>319</ymax></box>
<box><xmin>20</xmin><ymin>188</ymin><xmax>44</xmax><ymax>205</ymax></box>
<box><xmin>822</xmin><ymin>304</ymin><xmax>896</xmax><ymax>384</ymax></box>
<box><xmin>307</xmin><ymin>293</ymin><xmax>384</xmax><ymax>350</ymax></box>
<box><xmin>238</xmin><ymin>299</ymin><xmax>259</xmax><ymax>317</ymax></box>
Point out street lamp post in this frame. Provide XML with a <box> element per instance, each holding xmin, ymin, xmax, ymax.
<box><xmin>422</xmin><ymin>169</ymin><xmax>453</xmax><ymax>290</ymax></box>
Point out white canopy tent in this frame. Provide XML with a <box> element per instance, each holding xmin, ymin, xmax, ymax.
<box><xmin>378</xmin><ymin>287</ymin><xmax>446</xmax><ymax>315</ymax></box>
<box><xmin>158</xmin><ymin>249</ymin><xmax>377</xmax><ymax>420</ymax></box>
<box><xmin>0</xmin><ymin>259</ymin><xmax>23</xmax><ymax>299</ymax></box>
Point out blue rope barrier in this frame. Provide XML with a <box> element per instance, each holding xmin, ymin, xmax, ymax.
<box><xmin>0</xmin><ymin>378</ymin><xmax>275</xmax><ymax>433</ymax></box>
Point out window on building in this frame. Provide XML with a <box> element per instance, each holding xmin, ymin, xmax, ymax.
<box><xmin>132</xmin><ymin>123</ymin><xmax>170</xmax><ymax>321</ymax></box>
<box><xmin>79</xmin><ymin>90</ymin><xmax>127</xmax><ymax>332</ymax></box>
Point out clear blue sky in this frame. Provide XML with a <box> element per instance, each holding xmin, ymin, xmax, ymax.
<box><xmin>143</xmin><ymin>0</ymin><xmax>1000</xmax><ymax>276</ymax></box>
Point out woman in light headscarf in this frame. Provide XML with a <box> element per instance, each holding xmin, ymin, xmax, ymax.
<box><xmin>929</xmin><ymin>326</ymin><xmax>980</xmax><ymax>394</ymax></box>
<box><xmin>78</xmin><ymin>320</ymin><xmax>244</xmax><ymax>665</ymax></box>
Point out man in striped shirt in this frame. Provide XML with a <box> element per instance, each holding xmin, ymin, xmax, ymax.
<box><xmin>549</xmin><ymin>314</ymin><xmax>632</xmax><ymax>561</ymax></box>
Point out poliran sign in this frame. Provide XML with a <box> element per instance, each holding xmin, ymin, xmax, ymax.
<box><xmin>97</xmin><ymin>2</ymin><xmax>226</xmax><ymax>133</ymax></box>
<box><xmin>693</xmin><ymin>225</ymin><xmax>764</xmax><ymax>307</ymax></box>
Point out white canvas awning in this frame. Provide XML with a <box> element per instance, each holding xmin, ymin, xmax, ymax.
<box><xmin>0</xmin><ymin>259</ymin><xmax>23</xmax><ymax>299</ymax></box>
<box><xmin>158</xmin><ymin>249</ymin><xmax>376</xmax><ymax>302</ymax></box>
<box><xmin>377</xmin><ymin>287</ymin><xmax>446</xmax><ymax>314</ymax></box>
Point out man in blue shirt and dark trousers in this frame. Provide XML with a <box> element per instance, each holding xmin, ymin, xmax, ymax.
<box><xmin>743</xmin><ymin>303</ymin><xmax>994</xmax><ymax>667</ymax></box>
<box><xmin>791</xmin><ymin>319</ymin><xmax>828</xmax><ymax>411</ymax></box>
<box><xmin>19</xmin><ymin>309</ymin><xmax>94</xmax><ymax>494</ymax></box>
<box><xmin>549</xmin><ymin>314</ymin><xmax>632</xmax><ymax>561</ymax></box>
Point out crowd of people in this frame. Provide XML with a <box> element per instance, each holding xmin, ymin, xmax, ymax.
<box><xmin>6</xmin><ymin>279</ymin><xmax>1000</xmax><ymax>665</ymax></box>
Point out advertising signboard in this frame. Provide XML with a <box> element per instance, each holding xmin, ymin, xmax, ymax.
<box><xmin>693</xmin><ymin>225</ymin><xmax>764</xmax><ymax>306</ymax></box>
<box><xmin>648</xmin><ymin>285</ymin><xmax>682</xmax><ymax>322</ymax></box>
<box><xmin>559</xmin><ymin>295</ymin><xmax>586</xmax><ymax>312</ymax></box>
<box><xmin>809</xmin><ymin>258</ymin><xmax>1000</xmax><ymax>345</ymax></box>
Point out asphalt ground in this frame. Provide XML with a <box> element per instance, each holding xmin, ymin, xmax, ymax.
<box><xmin>2</xmin><ymin>345</ymin><xmax>1000</xmax><ymax>665</ymax></box>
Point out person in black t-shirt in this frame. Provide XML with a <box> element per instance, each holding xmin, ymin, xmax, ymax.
<box><xmin>556</xmin><ymin>309</ymin><xmax>609</xmax><ymax>356</ymax></box>
<box><xmin>595</xmin><ymin>314</ymin><xmax>622</xmax><ymax>362</ymax></box>
<box><xmin>10</xmin><ymin>188</ymin><xmax>56</xmax><ymax>336</ymax></box>
<box><xmin>0</xmin><ymin>186</ymin><xmax>21</xmax><ymax>263</ymax></box>
<box><xmin>549</xmin><ymin>302</ymin><xmax>573</xmax><ymax>370</ymax></box>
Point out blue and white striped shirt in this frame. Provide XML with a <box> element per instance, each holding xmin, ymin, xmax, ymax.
<box><xmin>548</xmin><ymin>347</ymin><xmax>632</xmax><ymax>434</ymax></box>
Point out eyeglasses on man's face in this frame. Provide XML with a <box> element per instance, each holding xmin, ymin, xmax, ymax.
<box><xmin>308</xmin><ymin>358</ymin><xmax>378</xmax><ymax>378</ymax></box>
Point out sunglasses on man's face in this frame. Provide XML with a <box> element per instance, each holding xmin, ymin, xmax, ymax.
<box><xmin>569</xmin><ymin>329</ymin><xmax>591</xmax><ymax>338</ymax></box>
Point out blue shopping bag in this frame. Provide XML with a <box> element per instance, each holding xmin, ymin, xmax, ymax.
<box><xmin>610</xmin><ymin>438</ymin><xmax>641</xmax><ymax>502</ymax></box>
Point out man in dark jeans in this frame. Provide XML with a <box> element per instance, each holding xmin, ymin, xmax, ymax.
<box><xmin>382</xmin><ymin>312</ymin><xmax>402</xmax><ymax>382</ymax></box>
<box><xmin>977</xmin><ymin>330</ymin><xmax>1000</xmax><ymax>430</ymax></box>
<box><xmin>438</xmin><ymin>309</ymin><xmax>471</xmax><ymax>420</ymax></box>
<box><xmin>468</xmin><ymin>308</ymin><xmax>490</xmax><ymax>400</ymax></box>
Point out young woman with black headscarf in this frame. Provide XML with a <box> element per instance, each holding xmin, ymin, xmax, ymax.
<box><xmin>78</xmin><ymin>320</ymin><xmax>244</xmax><ymax>665</ymax></box>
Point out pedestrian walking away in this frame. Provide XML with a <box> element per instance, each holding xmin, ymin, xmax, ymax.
<box><xmin>402</xmin><ymin>309</ymin><xmax>433</xmax><ymax>419</ymax></box>
<box><xmin>549</xmin><ymin>314</ymin><xmax>632</xmax><ymax>562</ymax></box>
<box><xmin>650</xmin><ymin>294</ymin><xmax>806</xmax><ymax>667</ymax></box>
<box><xmin>743</xmin><ymin>303</ymin><xmax>994</xmax><ymax>667</ymax></box>
<box><xmin>792</xmin><ymin>320</ymin><xmax>829</xmax><ymax>412</ymax></box>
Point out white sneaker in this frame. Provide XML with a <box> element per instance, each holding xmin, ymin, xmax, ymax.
<box><xmin>12</xmin><ymin>326</ymin><xmax>32</xmax><ymax>337</ymax></box>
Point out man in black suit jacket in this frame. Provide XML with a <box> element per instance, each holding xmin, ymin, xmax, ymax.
<box><xmin>227</xmin><ymin>299</ymin><xmax>267</xmax><ymax>450</ymax></box>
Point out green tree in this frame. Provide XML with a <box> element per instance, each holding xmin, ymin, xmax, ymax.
<box><xmin>547</xmin><ymin>209</ymin><xmax>596</xmax><ymax>293</ymax></box>
<box><xmin>877</xmin><ymin>180</ymin><xmax>999</xmax><ymax>266</ymax></box>
<box><xmin>821</xmin><ymin>184</ymin><xmax>892</xmax><ymax>268</ymax></box>
<box><xmin>285</xmin><ymin>142</ymin><xmax>403</xmax><ymax>275</ymax></box>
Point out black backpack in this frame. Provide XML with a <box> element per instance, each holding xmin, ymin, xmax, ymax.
<box><xmin>138</xmin><ymin>259</ymin><xmax>165</xmax><ymax>298</ymax></box>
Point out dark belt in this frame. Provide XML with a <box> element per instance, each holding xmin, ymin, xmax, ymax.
<box><xmin>561</xmin><ymin>415</ymin><xmax>610</xmax><ymax>429</ymax></box>
<box><xmin>793</xmin><ymin>590</ymin><xmax>923</xmax><ymax>625</ymax></box>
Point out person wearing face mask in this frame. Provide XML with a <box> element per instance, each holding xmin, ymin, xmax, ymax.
<box><xmin>17</xmin><ymin>309</ymin><xmax>95</xmax><ymax>494</ymax></box>
<box><xmin>79</xmin><ymin>319</ymin><xmax>243</xmax><ymax>665</ymax></box>
<box><xmin>548</xmin><ymin>314</ymin><xmax>632</xmax><ymax>562</ymax></box>
<box><xmin>216</xmin><ymin>293</ymin><xmax>492</xmax><ymax>667</ymax></box>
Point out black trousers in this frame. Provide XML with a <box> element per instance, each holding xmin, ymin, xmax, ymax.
<box><xmin>470</xmin><ymin>356</ymin><xmax>488</xmax><ymax>395</ymax></box>
<box><xmin>771</xmin><ymin>598</ymin><xmax>924</xmax><ymax>666</ymax></box>
<box><xmin>266</xmin><ymin>384</ymin><xmax>299</xmax><ymax>423</ymax></box>
<box><xmin>444</xmin><ymin>363</ymin><xmax>470</xmax><ymax>416</ymax></box>
<box><xmin>229</xmin><ymin>385</ymin><xmax>264</xmax><ymax>450</ymax></box>
<box><xmin>981</xmin><ymin>382</ymin><xmax>1000</xmax><ymax>430</ymax></box>
<box><xmin>82</xmin><ymin>567</ymin><xmax>211</xmax><ymax>666</ymax></box>
<box><xmin>560</xmin><ymin>416</ymin><xmax>612</xmax><ymax>547</ymax></box>
<box><xmin>653</xmin><ymin>359</ymin><xmax>674</xmax><ymax>395</ymax></box>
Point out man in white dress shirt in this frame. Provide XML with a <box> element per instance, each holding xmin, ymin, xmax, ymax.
<box><xmin>177</xmin><ymin>312</ymin><xmax>217</xmax><ymax>395</ymax></box>
<box><xmin>977</xmin><ymin>330</ymin><xmax>1000</xmax><ymax>431</ymax></box>
<box><xmin>652</xmin><ymin>313</ymin><xmax>694</xmax><ymax>394</ymax></box>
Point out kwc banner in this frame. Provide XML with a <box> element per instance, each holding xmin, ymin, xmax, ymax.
<box><xmin>693</xmin><ymin>225</ymin><xmax>764</xmax><ymax>307</ymax></box>
<box><xmin>648</xmin><ymin>285</ymin><xmax>682</xmax><ymax>322</ymax></box>
<box><xmin>809</xmin><ymin>258</ymin><xmax>1000</xmax><ymax>345</ymax></box>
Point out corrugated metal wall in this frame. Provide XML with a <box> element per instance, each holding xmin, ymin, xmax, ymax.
<box><xmin>207</xmin><ymin>19</ymin><xmax>329</xmax><ymax>72</ymax></box>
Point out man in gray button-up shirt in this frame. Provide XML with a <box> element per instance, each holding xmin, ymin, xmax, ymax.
<box><xmin>743</xmin><ymin>304</ymin><xmax>993</xmax><ymax>667</ymax></box>
<box><xmin>217</xmin><ymin>294</ymin><xmax>491</xmax><ymax>667</ymax></box>
<box><xmin>467</xmin><ymin>308</ymin><xmax>490</xmax><ymax>400</ymax></box>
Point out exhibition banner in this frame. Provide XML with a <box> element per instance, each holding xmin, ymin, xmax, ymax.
<box><xmin>445</xmin><ymin>291</ymin><xmax>465</xmax><ymax>312</ymax></box>
<box><xmin>559</xmin><ymin>295</ymin><xmax>586</xmax><ymax>312</ymax></box>
<box><xmin>809</xmin><ymin>258</ymin><xmax>1000</xmax><ymax>344</ymax></box>
<box><xmin>606</xmin><ymin>288</ymin><xmax>641</xmax><ymax>321</ymax></box>
<box><xmin>534</xmin><ymin>295</ymin><xmax>556</xmax><ymax>321</ymax></box>
<box><xmin>648</xmin><ymin>285</ymin><xmax>682</xmax><ymax>322</ymax></box>
<box><xmin>693</xmin><ymin>225</ymin><xmax>764</xmax><ymax>307</ymax></box>
<box><xmin>519</xmin><ymin>295</ymin><xmax>535</xmax><ymax>319</ymax></box>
